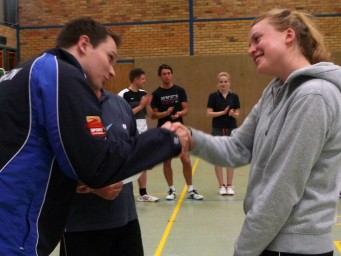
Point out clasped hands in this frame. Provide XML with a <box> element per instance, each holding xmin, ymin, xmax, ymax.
<box><xmin>161</xmin><ymin>121</ymin><xmax>194</xmax><ymax>153</ymax></box>
<box><xmin>76</xmin><ymin>121</ymin><xmax>193</xmax><ymax>201</ymax></box>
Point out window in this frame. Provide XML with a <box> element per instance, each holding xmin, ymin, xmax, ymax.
<box><xmin>0</xmin><ymin>48</ymin><xmax>17</xmax><ymax>71</ymax></box>
<box><xmin>6</xmin><ymin>49</ymin><xmax>16</xmax><ymax>70</ymax></box>
<box><xmin>3</xmin><ymin>0</ymin><xmax>18</xmax><ymax>26</ymax></box>
<box><xmin>0</xmin><ymin>49</ymin><xmax>3</xmax><ymax>68</ymax></box>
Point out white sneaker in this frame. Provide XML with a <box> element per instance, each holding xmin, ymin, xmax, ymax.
<box><xmin>188</xmin><ymin>189</ymin><xmax>204</xmax><ymax>200</ymax></box>
<box><xmin>219</xmin><ymin>185</ymin><xmax>227</xmax><ymax>195</ymax></box>
<box><xmin>166</xmin><ymin>189</ymin><xmax>176</xmax><ymax>200</ymax></box>
<box><xmin>226</xmin><ymin>186</ymin><xmax>235</xmax><ymax>196</ymax></box>
<box><xmin>137</xmin><ymin>194</ymin><xmax>159</xmax><ymax>202</ymax></box>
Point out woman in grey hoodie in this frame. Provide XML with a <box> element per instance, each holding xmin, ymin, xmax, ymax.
<box><xmin>168</xmin><ymin>8</ymin><xmax>341</xmax><ymax>256</ymax></box>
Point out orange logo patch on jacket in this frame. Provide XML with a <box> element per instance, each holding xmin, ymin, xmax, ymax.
<box><xmin>85</xmin><ymin>116</ymin><xmax>106</xmax><ymax>137</ymax></box>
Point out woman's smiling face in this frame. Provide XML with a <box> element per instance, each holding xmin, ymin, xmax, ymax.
<box><xmin>248</xmin><ymin>18</ymin><xmax>289</xmax><ymax>77</ymax></box>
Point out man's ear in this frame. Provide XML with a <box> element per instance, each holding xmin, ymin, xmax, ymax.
<box><xmin>77</xmin><ymin>35</ymin><xmax>91</xmax><ymax>55</ymax></box>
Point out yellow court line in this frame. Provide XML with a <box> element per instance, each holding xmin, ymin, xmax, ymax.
<box><xmin>335</xmin><ymin>241</ymin><xmax>341</xmax><ymax>253</ymax></box>
<box><xmin>154</xmin><ymin>158</ymin><xmax>200</xmax><ymax>256</ymax></box>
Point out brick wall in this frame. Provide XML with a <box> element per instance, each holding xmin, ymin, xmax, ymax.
<box><xmin>0</xmin><ymin>25</ymin><xmax>16</xmax><ymax>49</ymax></box>
<box><xmin>7</xmin><ymin>0</ymin><xmax>341</xmax><ymax>62</ymax></box>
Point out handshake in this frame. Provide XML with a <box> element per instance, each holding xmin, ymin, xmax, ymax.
<box><xmin>161</xmin><ymin>121</ymin><xmax>194</xmax><ymax>153</ymax></box>
<box><xmin>77</xmin><ymin>121</ymin><xmax>195</xmax><ymax>201</ymax></box>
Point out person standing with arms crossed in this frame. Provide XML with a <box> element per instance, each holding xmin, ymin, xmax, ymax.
<box><xmin>151</xmin><ymin>64</ymin><xmax>203</xmax><ymax>200</ymax></box>
<box><xmin>118</xmin><ymin>68</ymin><xmax>159</xmax><ymax>202</ymax></box>
<box><xmin>207</xmin><ymin>72</ymin><xmax>240</xmax><ymax>195</ymax></box>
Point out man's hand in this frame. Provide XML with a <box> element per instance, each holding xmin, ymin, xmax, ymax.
<box><xmin>162</xmin><ymin>121</ymin><xmax>195</xmax><ymax>151</ymax></box>
<box><xmin>171</xmin><ymin>111</ymin><xmax>182</xmax><ymax>120</ymax></box>
<box><xmin>165</xmin><ymin>106</ymin><xmax>174</xmax><ymax>116</ymax></box>
<box><xmin>77</xmin><ymin>182</ymin><xmax>123</xmax><ymax>200</ymax></box>
<box><xmin>140</xmin><ymin>94</ymin><xmax>152</xmax><ymax>108</ymax></box>
<box><xmin>161</xmin><ymin>121</ymin><xmax>172</xmax><ymax>130</ymax></box>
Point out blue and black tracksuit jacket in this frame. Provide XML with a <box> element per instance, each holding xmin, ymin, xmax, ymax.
<box><xmin>0</xmin><ymin>48</ymin><xmax>181</xmax><ymax>255</ymax></box>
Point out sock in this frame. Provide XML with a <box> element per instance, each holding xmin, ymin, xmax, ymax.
<box><xmin>139</xmin><ymin>188</ymin><xmax>147</xmax><ymax>196</ymax></box>
<box><xmin>169</xmin><ymin>185</ymin><xmax>175</xmax><ymax>191</ymax></box>
<box><xmin>226</xmin><ymin>184</ymin><xmax>232</xmax><ymax>187</ymax></box>
<box><xmin>187</xmin><ymin>185</ymin><xmax>194</xmax><ymax>192</ymax></box>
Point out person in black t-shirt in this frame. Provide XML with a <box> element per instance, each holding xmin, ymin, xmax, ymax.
<box><xmin>151</xmin><ymin>64</ymin><xmax>203</xmax><ymax>200</ymax></box>
<box><xmin>61</xmin><ymin>89</ymin><xmax>144</xmax><ymax>256</ymax></box>
<box><xmin>207</xmin><ymin>72</ymin><xmax>240</xmax><ymax>196</ymax></box>
<box><xmin>118</xmin><ymin>68</ymin><xmax>159</xmax><ymax>203</ymax></box>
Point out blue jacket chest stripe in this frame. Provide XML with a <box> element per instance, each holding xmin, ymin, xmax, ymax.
<box><xmin>0</xmin><ymin>54</ymin><xmax>70</xmax><ymax>254</ymax></box>
<box><xmin>30</xmin><ymin>53</ymin><xmax>77</xmax><ymax>180</ymax></box>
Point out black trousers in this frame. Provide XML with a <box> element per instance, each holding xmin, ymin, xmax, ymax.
<box><xmin>60</xmin><ymin>219</ymin><xmax>144</xmax><ymax>256</ymax></box>
<box><xmin>260</xmin><ymin>250</ymin><xmax>333</xmax><ymax>256</ymax></box>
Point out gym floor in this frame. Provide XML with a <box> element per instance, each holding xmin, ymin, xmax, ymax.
<box><xmin>51</xmin><ymin>157</ymin><xmax>341</xmax><ymax>255</ymax></box>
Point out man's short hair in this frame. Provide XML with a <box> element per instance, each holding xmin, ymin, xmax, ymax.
<box><xmin>158</xmin><ymin>64</ymin><xmax>173</xmax><ymax>76</ymax></box>
<box><xmin>129</xmin><ymin>68</ymin><xmax>145</xmax><ymax>83</ymax></box>
<box><xmin>56</xmin><ymin>17</ymin><xmax>121</xmax><ymax>49</ymax></box>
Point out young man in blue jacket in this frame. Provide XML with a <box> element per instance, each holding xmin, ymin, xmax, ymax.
<box><xmin>0</xmin><ymin>17</ymin><xmax>181</xmax><ymax>255</ymax></box>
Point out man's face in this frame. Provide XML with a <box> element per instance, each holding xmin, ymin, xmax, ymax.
<box><xmin>135</xmin><ymin>74</ymin><xmax>147</xmax><ymax>89</ymax></box>
<box><xmin>160</xmin><ymin>68</ymin><xmax>173</xmax><ymax>85</ymax></box>
<box><xmin>82</xmin><ymin>36</ymin><xmax>118</xmax><ymax>91</ymax></box>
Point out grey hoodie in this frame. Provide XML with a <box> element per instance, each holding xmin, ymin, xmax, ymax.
<box><xmin>191</xmin><ymin>62</ymin><xmax>341</xmax><ymax>255</ymax></box>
